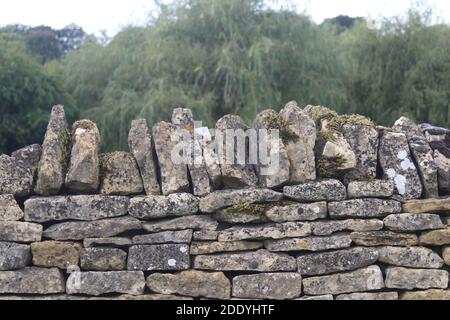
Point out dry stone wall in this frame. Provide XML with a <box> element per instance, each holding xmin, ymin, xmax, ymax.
<box><xmin>0</xmin><ymin>103</ymin><xmax>450</xmax><ymax>300</ymax></box>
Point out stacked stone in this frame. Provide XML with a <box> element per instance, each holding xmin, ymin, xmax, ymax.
<box><xmin>0</xmin><ymin>104</ymin><xmax>449</xmax><ymax>300</ymax></box>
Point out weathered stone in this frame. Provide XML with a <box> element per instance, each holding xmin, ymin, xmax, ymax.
<box><xmin>35</xmin><ymin>105</ymin><xmax>69</xmax><ymax>196</ymax></box>
<box><xmin>0</xmin><ymin>242</ymin><xmax>31</xmax><ymax>270</ymax></box>
<box><xmin>193</xmin><ymin>249</ymin><xmax>296</xmax><ymax>272</ymax></box>
<box><xmin>336</xmin><ymin>292</ymin><xmax>398</xmax><ymax>300</ymax></box>
<box><xmin>0</xmin><ymin>194</ymin><xmax>24</xmax><ymax>221</ymax></box>
<box><xmin>393</xmin><ymin>116</ymin><xmax>425</xmax><ymax>140</ymax></box>
<box><xmin>279</xmin><ymin>102</ymin><xmax>316</xmax><ymax>183</ymax></box>
<box><xmin>265</xmin><ymin>202</ymin><xmax>327</xmax><ymax>222</ymax></box>
<box><xmin>66</xmin><ymin>271</ymin><xmax>145</xmax><ymax>296</ymax></box>
<box><xmin>43</xmin><ymin>216</ymin><xmax>142</xmax><ymax>240</ymax></box>
<box><xmin>303</xmin><ymin>265</ymin><xmax>384</xmax><ymax>295</ymax></box>
<box><xmin>147</xmin><ymin>270</ymin><xmax>230</xmax><ymax>299</ymax></box>
<box><xmin>218</xmin><ymin>222</ymin><xmax>311</xmax><ymax>241</ymax></box>
<box><xmin>90</xmin><ymin>294</ymin><xmax>193</xmax><ymax>300</ymax></box>
<box><xmin>0</xmin><ymin>295</ymin><xmax>86</xmax><ymax>300</ymax></box>
<box><xmin>342</xmin><ymin>124</ymin><xmax>379</xmax><ymax>182</ymax></box>
<box><xmin>0</xmin><ymin>221</ymin><xmax>42</xmax><ymax>242</ymax></box>
<box><xmin>143</xmin><ymin>215</ymin><xmax>218</xmax><ymax>233</ymax></box>
<box><xmin>403</xmin><ymin>197</ymin><xmax>450</xmax><ymax>213</ymax></box>
<box><xmin>80</xmin><ymin>248</ymin><xmax>127</xmax><ymax>271</ymax></box>
<box><xmin>433</xmin><ymin>149</ymin><xmax>450</xmax><ymax>193</ymax></box>
<box><xmin>444</xmin><ymin>247</ymin><xmax>450</xmax><ymax>265</ymax></box>
<box><xmin>24</xmin><ymin>195</ymin><xmax>130</xmax><ymax>223</ymax></box>
<box><xmin>400</xmin><ymin>289</ymin><xmax>450</xmax><ymax>300</ymax></box>
<box><xmin>152</xmin><ymin>121</ymin><xmax>190</xmax><ymax>195</ymax></box>
<box><xmin>377</xmin><ymin>246</ymin><xmax>444</xmax><ymax>269</ymax></box>
<box><xmin>311</xmin><ymin>219</ymin><xmax>384</xmax><ymax>236</ymax></box>
<box><xmin>196</xmin><ymin>126</ymin><xmax>222</xmax><ymax>189</ymax></box>
<box><xmin>297</xmin><ymin>247</ymin><xmax>378</xmax><ymax>276</ymax></box>
<box><xmin>419</xmin><ymin>227</ymin><xmax>450</xmax><ymax>245</ymax></box>
<box><xmin>264</xmin><ymin>234</ymin><xmax>352</xmax><ymax>252</ymax></box>
<box><xmin>283</xmin><ymin>179</ymin><xmax>346</xmax><ymax>202</ymax></box>
<box><xmin>129</xmin><ymin>193</ymin><xmax>198</xmax><ymax>219</ymax></box>
<box><xmin>127</xmin><ymin>244</ymin><xmax>190</xmax><ymax>271</ymax></box>
<box><xmin>193</xmin><ymin>230</ymin><xmax>219</xmax><ymax>241</ymax></box>
<box><xmin>11</xmin><ymin>144</ymin><xmax>41</xmax><ymax>176</ymax></box>
<box><xmin>351</xmin><ymin>231</ymin><xmax>419</xmax><ymax>246</ymax></box>
<box><xmin>31</xmin><ymin>241</ymin><xmax>82</xmax><ymax>269</ymax></box>
<box><xmin>383</xmin><ymin>213</ymin><xmax>444</xmax><ymax>232</ymax></box>
<box><xmin>328</xmin><ymin>198</ymin><xmax>401</xmax><ymax>219</ymax></box>
<box><xmin>296</xmin><ymin>295</ymin><xmax>333</xmax><ymax>300</ymax></box>
<box><xmin>128</xmin><ymin>119</ymin><xmax>160</xmax><ymax>195</ymax></box>
<box><xmin>132</xmin><ymin>230</ymin><xmax>193</xmax><ymax>244</ymax></box>
<box><xmin>347</xmin><ymin>180</ymin><xmax>394</xmax><ymax>199</ymax></box>
<box><xmin>65</xmin><ymin>120</ymin><xmax>101</xmax><ymax>193</ymax></box>
<box><xmin>0</xmin><ymin>155</ymin><xmax>33</xmax><ymax>197</ymax></box>
<box><xmin>190</xmin><ymin>241</ymin><xmax>263</xmax><ymax>255</ymax></box>
<box><xmin>83</xmin><ymin>237</ymin><xmax>132</xmax><ymax>248</ymax></box>
<box><xmin>213</xmin><ymin>208</ymin><xmax>266</xmax><ymax>224</ymax></box>
<box><xmin>200</xmin><ymin>188</ymin><xmax>282</xmax><ymax>213</ymax></box>
<box><xmin>99</xmin><ymin>152</ymin><xmax>144</xmax><ymax>195</ymax></box>
<box><xmin>232</xmin><ymin>273</ymin><xmax>302</xmax><ymax>300</ymax></box>
<box><xmin>0</xmin><ymin>267</ymin><xmax>65</xmax><ymax>294</ymax></box>
<box><xmin>385</xmin><ymin>267</ymin><xmax>448</xmax><ymax>290</ymax></box>
<box><xmin>409</xmin><ymin>137</ymin><xmax>439</xmax><ymax>198</ymax></box>
<box><xmin>379</xmin><ymin>131</ymin><xmax>422</xmax><ymax>200</ymax></box>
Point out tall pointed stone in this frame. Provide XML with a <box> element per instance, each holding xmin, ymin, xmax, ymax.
<box><xmin>128</xmin><ymin>119</ymin><xmax>160</xmax><ymax>195</ymax></box>
<box><xmin>35</xmin><ymin>105</ymin><xmax>70</xmax><ymax>195</ymax></box>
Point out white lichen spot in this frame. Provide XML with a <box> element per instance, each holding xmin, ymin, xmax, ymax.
<box><xmin>386</xmin><ymin>168</ymin><xmax>396</xmax><ymax>178</ymax></box>
<box><xmin>75</xmin><ymin>128</ymin><xmax>86</xmax><ymax>136</ymax></box>
<box><xmin>397</xmin><ymin>150</ymin><xmax>408</xmax><ymax>160</ymax></box>
<box><xmin>394</xmin><ymin>175</ymin><xmax>407</xmax><ymax>195</ymax></box>
<box><xmin>180</xmin><ymin>246</ymin><xmax>188</xmax><ymax>253</ymax></box>
<box><xmin>400</xmin><ymin>158</ymin><xmax>416</xmax><ymax>170</ymax></box>
<box><xmin>168</xmin><ymin>259</ymin><xmax>177</xmax><ymax>266</ymax></box>
<box><xmin>313</xmin><ymin>207</ymin><xmax>320</xmax><ymax>214</ymax></box>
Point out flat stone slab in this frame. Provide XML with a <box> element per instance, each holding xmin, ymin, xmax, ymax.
<box><xmin>0</xmin><ymin>267</ymin><xmax>65</xmax><ymax>294</ymax></box>
<box><xmin>0</xmin><ymin>242</ymin><xmax>31</xmax><ymax>271</ymax></box>
<box><xmin>297</xmin><ymin>247</ymin><xmax>378</xmax><ymax>276</ymax></box>
<box><xmin>0</xmin><ymin>155</ymin><xmax>33</xmax><ymax>197</ymax></box>
<box><xmin>129</xmin><ymin>194</ymin><xmax>198</xmax><ymax>219</ymax></box>
<box><xmin>377</xmin><ymin>246</ymin><xmax>444</xmax><ymax>269</ymax></box>
<box><xmin>193</xmin><ymin>230</ymin><xmax>219</xmax><ymax>241</ymax></box>
<box><xmin>217</xmin><ymin>222</ymin><xmax>311</xmax><ymax>241</ymax></box>
<box><xmin>66</xmin><ymin>271</ymin><xmax>145</xmax><ymax>296</ymax></box>
<box><xmin>403</xmin><ymin>197</ymin><xmax>450</xmax><ymax>213</ymax></box>
<box><xmin>199</xmin><ymin>188</ymin><xmax>283</xmax><ymax>213</ymax></box>
<box><xmin>302</xmin><ymin>265</ymin><xmax>385</xmax><ymax>295</ymax></box>
<box><xmin>31</xmin><ymin>241</ymin><xmax>82</xmax><ymax>269</ymax></box>
<box><xmin>213</xmin><ymin>208</ymin><xmax>266</xmax><ymax>224</ymax></box>
<box><xmin>311</xmin><ymin>219</ymin><xmax>384</xmax><ymax>236</ymax></box>
<box><xmin>143</xmin><ymin>215</ymin><xmax>218</xmax><ymax>233</ymax></box>
<box><xmin>0</xmin><ymin>221</ymin><xmax>42</xmax><ymax>243</ymax></box>
<box><xmin>80</xmin><ymin>248</ymin><xmax>127</xmax><ymax>271</ymax></box>
<box><xmin>0</xmin><ymin>195</ymin><xmax>24</xmax><ymax>221</ymax></box>
<box><xmin>264</xmin><ymin>234</ymin><xmax>352</xmax><ymax>252</ymax></box>
<box><xmin>383</xmin><ymin>213</ymin><xmax>445</xmax><ymax>232</ymax></box>
<box><xmin>147</xmin><ymin>270</ymin><xmax>230</xmax><ymax>300</ymax></box>
<box><xmin>400</xmin><ymin>289</ymin><xmax>450</xmax><ymax>300</ymax></box>
<box><xmin>347</xmin><ymin>180</ymin><xmax>394</xmax><ymax>198</ymax></box>
<box><xmin>83</xmin><ymin>237</ymin><xmax>132</xmax><ymax>248</ymax></box>
<box><xmin>193</xmin><ymin>249</ymin><xmax>297</xmax><ymax>272</ymax></box>
<box><xmin>24</xmin><ymin>195</ymin><xmax>130</xmax><ymax>223</ymax></box>
<box><xmin>127</xmin><ymin>244</ymin><xmax>190</xmax><ymax>271</ymax></box>
<box><xmin>351</xmin><ymin>231</ymin><xmax>419</xmax><ymax>246</ymax></box>
<box><xmin>336</xmin><ymin>292</ymin><xmax>398</xmax><ymax>300</ymax></box>
<box><xmin>232</xmin><ymin>273</ymin><xmax>302</xmax><ymax>300</ymax></box>
<box><xmin>283</xmin><ymin>179</ymin><xmax>346</xmax><ymax>202</ymax></box>
<box><xmin>190</xmin><ymin>241</ymin><xmax>263</xmax><ymax>255</ymax></box>
<box><xmin>295</xmin><ymin>295</ymin><xmax>333</xmax><ymax>300</ymax></box>
<box><xmin>265</xmin><ymin>202</ymin><xmax>327</xmax><ymax>222</ymax></box>
<box><xmin>132</xmin><ymin>230</ymin><xmax>193</xmax><ymax>244</ymax></box>
<box><xmin>419</xmin><ymin>227</ymin><xmax>450</xmax><ymax>245</ymax></box>
<box><xmin>328</xmin><ymin>198</ymin><xmax>401</xmax><ymax>219</ymax></box>
<box><xmin>444</xmin><ymin>247</ymin><xmax>450</xmax><ymax>265</ymax></box>
<box><xmin>385</xmin><ymin>267</ymin><xmax>448</xmax><ymax>290</ymax></box>
<box><xmin>43</xmin><ymin>217</ymin><xmax>142</xmax><ymax>240</ymax></box>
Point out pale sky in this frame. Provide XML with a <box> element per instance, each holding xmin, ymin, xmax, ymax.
<box><xmin>0</xmin><ymin>0</ymin><xmax>449</xmax><ymax>36</ymax></box>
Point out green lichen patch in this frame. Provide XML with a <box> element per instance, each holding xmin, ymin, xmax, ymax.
<box><xmin>308</xmin><ymin>105</ymin><xmax>338</xmax><ymax>124</ymax></box>
<box><xmin>261</xmin><ymin>110</ymin><xmax>299</xmax><ymax>142</ymax></box>
<box><xmin>60</xmin><ymin>128</ymin><xmax>72</xmax><ymax>172</ymax></box>
<box><xmin>226</xmin><ymin>200</ymin><xmax>294</xmax><ymax>217</ymax></box>
<box><xmin>327</xmin><ymin>114</ymin><xmax>375</xmax><ymax>132</ymax></box>
<box><xmin>317</xmin><ymin>155</ymin><xmax>347</xmax><ymax>178</ymax></box>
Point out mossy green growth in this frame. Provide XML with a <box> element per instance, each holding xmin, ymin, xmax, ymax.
<box><xmin>72</xmin><ymin>119</ymin><xmax>98</xmax><ymax>133</ymax></box>
<box><xmin>327</xmin><ymin>114</ymin><xmax>375</xmax><ymax>132</ymax></box>
<box><xmin>317</xmin><ymin>155</ymin><xmax>347</xmax><ymax>178</ymax></box>
<box><xmin>261</xmin><ymin>110</ymin><xmax>299</xmax><ymax>142</ymax></box>
<box><xmin>226</xmin><ymin>200</ymin><xmax>294</xmax><ymax>216</ymax></box>
<box><xmin>60</xmin><ymin>128</ymin><xmax>71</xmax><ymax>172</ymax></box>
<box><xmin>318</xmin><ymin>129</ymin><xmax>337</xmax><ymax>142</ymax></box>
<box><xmin>308</xmin><ymin>105</ymin><xmax>338</xmax><ymax>124</ymax></box>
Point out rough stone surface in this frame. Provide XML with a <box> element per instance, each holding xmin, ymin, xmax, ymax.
<box><xmin>283</xmin><ymin>179</ymin><xmax>346</xmax><ymax>202</ymax></box>
<box><xmin>302</xmin><ymin>265</ymin><xmax>385</xmax><ymax>295</ymax></box>
<box><xmin>385</xmin><ymin>267</ymin><xmax>448</xmax><ymax>290</ymax></box>
<box><xmin>218</xmin><ymin>222</ymin><xmax>311</xmax><ymax>241</ymax></box>
<box><xmin>128</xmin><ymin>119</ymin><xmax>160</xmax><ymax>195</ymax></box>
<box><xmin>409</xmin><ymin>136</ymin><xmax>439</xmax><ymax>198</ymax></box>
<box><xmin>66</xmin><ymin>271</ymin><xmax>145</xmax><ymax>296</ymax></box>
<box><xmin>193</xmin><ymin>249</ymin><xmax>297</xmax><ymax>272</ymax></box>
<box><xmin>279</xmin><ymin>101</ymin><xmax>316</xmax><ymax>183</ymax></box>
<box><xmin>91</xmin><ymin>294</ymin><xmax>193</xmax><ymax>300</ymax></box>
<box><xmin>297</xmin><ymin>247</ymin><xmax>379</xmax><ymax>276</ymax></box>
<box><xmin>31</xmin><ymin>241</ymin><xmax>82</xmax><ymax>269</ymax></box>
<box><xmin>0</xmin><ymin>267</ymin><xmax>65</xmax><ymax>294</ymax></box>
<box><xmin>11</xmin><ymin>144</ymin><xmax>42</xmax><ymax>176</ymax></box>
<box><xmin>265</xmin><ymin>202</ymin><xmax>327</xmax><ymax>222</ymax></box>
<box><xmin>129</xmin><ymin>193</ymin><xmax>198</xmax><ymax>219</ymax></box>
<box><xmin>147</xmin><ymin>270</ymin><xmax>230</xmax><ymax>299</ymax></box>
<box><xmin>80</xmin><ymin>248</ymin><xmax>127</xmax><ymax>271</ymax></box>
<box><xmin>400</xmin><ymin>289</ymin><xmax>450</xmax><ymax>300</ymax></box>
<box><xmin>347</xmin><ymin>180</ymin><xmax>394</xmax><ymax>199</ymax></box>
<box><xmin>35</xmin><ymin>105</ymin><xmax>69</xmax><ymax>196</ymax></box>
<box><xmin>336</xmin><ymin>292</ymin><xmax>398</xmax><ymax>300</ymax></box>
<box><xmin>24</xmin><ymin>195</ymin><xmax>130</xmax><ymax>223</ymax></box>
<box><xmin>378</xmin><ymin>246</ymin><xmax>444</xmax><ymax>269</ymax></box>
<box><xmin>383</xmin><ymin>213</ymin><xmax>445</xmax><ymax>232</ymax></box>
<box><xmin>264</xmin><ymin>234</ymin><xmax>352</xmax><ymax>252</ymax></box>
<box><xmin>190</xmin><ymin>241</ymin><xmax>263</xmax><ymax>255</ymax></box>
<box><xmin>232</xmin><ymin>273</ymin><xmax>302</xmax><ymax>300</ymax></box>
<box><xmin>329</xmin><ymin>198</ymin><xmax>401</xmax><ymax>219</ymax></box>
<box><xmin>311</xmin><ymin>219</ymin><xmax>384</xmax><ymax>236</ymax></box>
<box><xmin>0</xmin><ymin>221</ymin><xmax>42</xmax><ymax>242</ymax></box>
<box><xmin>43</xmin><ymin>217</ymin><xmax>142</xmax><ymax>240</ymax></box>
<box><xmin>127</xmin><ymin>244</ymin><xmax>190</xmax><ymax>271</ymax></box>
<box><xmin>295</xmin><ymin>295</ymin><xmax>333</xmax><ymax>300</ymax></box>
<box><xmin>0</xmin><ymin>242</ymin><xmax>31</xmax><ymax>270</ymax></box>
<box><xmin>378</xmin><ymin>131</ymin><xmax>422</xmax><ymax>200</ymax></box>
<box><xmin>200</xmin><ymin>188</ymin><xmax>282</xmax><ymax>213</ymax></box>
<box><xmin>83</xmin><ymin>237</ymin><xmax>132</xmax><ymax>248</ymax></box>
<box><xmin>403</xmin><ymin>197</ymin><xmax>450</xmax><ymax>213</ymax></box>
<box><xmin>0</xmin><ymin>155</ymin><xmax>33</xmax><ymax>197</ymax></box>
<box><xmin>193</xmin><ymin>230</ymin><xmax>219</xmax><ymax>241</ymax></box>
<box><xmin>143</xmin><ymin>215</ymin><xmax>218</xmax><ymax>233</ymax></box>
<box><xmin>196</xmin><ymin>126</ymin><xmax>222</xmax><ymax>189</ymax></box>
<box><xmin>393</xmin><ymin>116</ymin><xmax>424</xmax><ymax>140</ymax></box>
<box><xmin>0</xmin><ymin>195</ymin><xmax>24</xmax><ymax>221</ymax></box>
<box><xmin>351</xmin><ymin>231</ymin><xmax>419</xmax><ymax>246</ymax></box>
<box><xmin>99</xmin><ymin>152</ymin><xmax>144</xmax><ymax>195</ymax></box>
<box><xmin>132</xmin><ymin>230</ymin><xmax>193</xmax><ymax>244</ymax></box>
<box><xmin>433</xmin><ymin>149</ymin><xmax>450</xmax><ymax>193</ymax></box>
<box><xmin>444</xmin><ymin>247</ymin><xmax>450</xmax><ymax>265</ymax></box>
<box><xmin>213</xmin><ymin>208</ymin><xmax>266</xmax><ymax>224</ymax></box>
<box><xmin>419</xmin><ymin>227</ymin><xmax>450</xmax><ymax>245</ymax></box>
<box><xmin>65</xmin><ymin>120</ymin><xmax>101</xmax><ymax>193</ymax></box>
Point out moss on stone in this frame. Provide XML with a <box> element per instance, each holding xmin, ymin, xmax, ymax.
<box><xmin>60</xmin><ymin>128</ymin><xmax>71</xmax><ymax>172</ymax></box>
<box><xmin>318</xmin><ymin>130</ymin><xmax>337</xmax><ymax>143</ymax></box>
<box><xmin>262</xmin><ymin>111</ymin><xmax>299</xmax><ymax>142</ymax></box>
<box><xmin>308</xmin><ymin>106</ymin><xmax>338</xmax><ymax>124</ymax></box>
<box><xmin>327</xmin><ymin>114</ymin><xmax>375</xmax><ymax>132</ymax></box>
<box><xmin>317</xmin><ymin>155</ymin><xmax>347</xmax><ymax>178</ymax></box>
